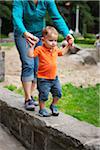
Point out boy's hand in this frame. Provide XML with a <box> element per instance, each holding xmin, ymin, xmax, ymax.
<box><xmin>61</xmin><ymin>40</ymin><xmax>68</xmax><ymax>48</ymax></box>
<box><xmin>28</xmin><ymin>45</ymin><xmax>35</xmax><ymax>58</ymax></box>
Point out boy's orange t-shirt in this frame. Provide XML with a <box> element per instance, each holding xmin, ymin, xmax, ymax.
<box><xmin>34</xmin><ymin>45</ymin><xmax>63</xmax><ymax>79</ymax></box>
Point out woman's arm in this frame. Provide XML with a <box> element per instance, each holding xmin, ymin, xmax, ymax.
<box><xmin>47</xmin><ymin>0</ymin><xmax>69</xmax><ymax>38</ymax></box>
<box><xmin>12</xmin><ymin>0</ymin><xmax>27</xmax><ymax>35</ymax></box>
<box><xmin>12</xmin><ymin>0</ymin><xmax>39</xmax><ymax>46</ymax></box>
<box><xmin>47</xmin><ymin>0</ymin><xmax>74</xmax><ymax>44</ymax></box>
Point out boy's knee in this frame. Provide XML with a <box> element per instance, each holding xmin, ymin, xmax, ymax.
<box><xmin>39</xmin><ymin>92</ymin><xmax>49</xmax><ymax>101</ymax></box>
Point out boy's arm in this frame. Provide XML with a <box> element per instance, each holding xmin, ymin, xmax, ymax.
<box><xmin>61</xmin><ymin>43</ymin><xmax>71</xmax><ymax>55</ymax></box>
<box><xmin>28</xmin><ymin>46</ymin><xmax>35</xmax><ymax>58</ymax></box>
<box><xmin>61</xmin><ymin>38</ymin><xmax>73</xmax><ymax>55</ymax></box>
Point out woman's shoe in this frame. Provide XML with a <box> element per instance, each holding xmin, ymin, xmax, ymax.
<box><xmin>25</xmin><ymin>99</ymin><xmax>35</xmax><ymax>111</ymax></box>
<box><xmin>31</xmin><ymin>96</ymin><xmax>38</xmax><ymax>106</ymax></box>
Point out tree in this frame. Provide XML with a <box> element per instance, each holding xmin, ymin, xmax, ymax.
<box><xmin>0</xmin><ymin>1</ymin><xmax>12</xmax><ymax>19</ymax></box>
<box><xmin>56</xmin><ymin>0</ymin><xmax>99</xmax><ymax>34</ymax></box>
<box><xmin>0</xmin><ymin>0</ymin><xmax>12</xmax><ymax>35</ymax></box>
<box><xmin>0</xmin><ymin>0</ymin><xmax>99</xmax><ymax>36</ymax></box>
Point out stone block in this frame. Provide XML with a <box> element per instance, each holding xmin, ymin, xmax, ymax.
<box><xmin>0</xmin><ymin>51</ymin><xmax>5</xmax><ymax>81</ymax></box>
<box><xmin>0</xmin><ymin>88</ymin><xmax>100</xmax><ymax>150</ymax></box>
<box><xmin>47</xmin><ymin>137</ymin><xmax>65</xmax><ymax>150</ymax></box>
<box><xmin>21</xmin><ymin>121</ymin><xmax>33</xmax><ymax>147</ymax></box>
<box><xmin>34</xmin><ymin>131</ymin><xmax>46</xmax><ymax>150</ymax></box>
<box><xmin>0</xmin><ymin>101</ymin><xmax>10</xmax><ymax>129</ymax></box>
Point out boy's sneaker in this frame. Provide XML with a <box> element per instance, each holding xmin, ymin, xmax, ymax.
<box><xmin>25</xmin><ymin>99</ymin><xmax>35</xmax><ymax>111</ymax></box>
<box><xmin>31</xmin><ymin>96</ymin><xmax>38</xmax><ymax>106</ymax></box>
<box><xmin>39</xmin><ymin>109</ymin><xmax>51</xmax><ymax>117</ymax></box>
<box><xmin>50</xmin><ymin>104</ymin><xmax>59</xmax><ymax>116</ymax></box>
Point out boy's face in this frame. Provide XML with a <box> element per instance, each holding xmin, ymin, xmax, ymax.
<box><xmin>43</xmin><ymin>33</ymin><xmax>58</xmax><ymax>49</ymax></box>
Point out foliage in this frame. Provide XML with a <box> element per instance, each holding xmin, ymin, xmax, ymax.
<box><xmin>0</xmin><ymin>1</ymin><xmax>13</xmax><ymax>35</ymax></box>
<box><xmin>1</xmin><ymin>42</ymin><xmax>15</xmax><ymax>47</ymax></box>
<box><xmin>74</xmin><ymin>38</ymin><xmax>95</xmax><ymax>45</ymax></box>
<box><xmin>0</xmin><ymin>1</ymin><xmax>12</xmax><ymax>20</ymax></box>
<box><xmin>0</xmin><ymin>34</ymin><xmax>8</xmax><ymax>38</ymax></box>
<box><xmin>4</xmin><ymin>84</ymin><xmax>24</xmax><ymax>95</ymax></box>
<box><xmin>15</xmin><ymin>87</ymin><xmax>24</xmax><ymax>95</ymax></box>
<box><xmin>4</xmin><ymin>84</ymin><xmax>17</xmax><ymax>91</ymax></box>
<box><xmin>84</xmin><ymin>33</ymin><xmax>96</xmax><ymax>39</ymax></box>
<box><xmin>76</xmin><ymin>43</ymin><xmax>95</xmax><ymax>49</ymax></box>
<box><xmin>79</xmin><ymin>2</ymin><xmax>94</xmax><ymax>34</ymax></box>
<box><xmin>56</xmin><ymin>1</ymin><xmax>99</xmax><ymax>34</ymax></box>
<box><xmin>58</xmin><ymin>34</ymin><xmax>64</xmax><ymax>42</ymax></box>
<box><xmin>0</xmin><ymin>0</ymin><xmax>99</xmax><ymax>35</ymax></box>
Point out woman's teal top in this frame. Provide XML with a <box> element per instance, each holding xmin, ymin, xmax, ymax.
<box><xmin>12</xmin><ymin>0</ymin><xmax>70</xmax><ymax>37</ymax></box>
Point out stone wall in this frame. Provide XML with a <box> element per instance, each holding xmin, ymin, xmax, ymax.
<box><xmin>0</xmin><ymin>88</ymin><xmax>100</xmax><ymax>150</ymax></box>
<box><xmin>0</xmin><ymin>51</ymin><xmax>5</xmax><ymax>81</ymax></box>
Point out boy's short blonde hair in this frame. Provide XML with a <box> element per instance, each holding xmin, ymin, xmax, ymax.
<box><xmin>42</xmin><ymin>26</ymin><xmax>58</xmax><ymax>37</ymax></box>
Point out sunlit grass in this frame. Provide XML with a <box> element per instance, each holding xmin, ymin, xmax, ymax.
<box><xmin>76</xmin><ymin>43</ymin><xmax>95</xmax><ymax>48</ymax></box>
<box><xmin>46</xmin><ymin>83</ymin><xmax>100</xmax><ymax>127</ymax></box>
<box><xmin>1</xmin><ymin>42</ymin><xmax>15</xmax><ymax>47</ymax></box>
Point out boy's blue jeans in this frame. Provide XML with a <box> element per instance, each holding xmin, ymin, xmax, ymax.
<box><xmin>14</xmin><ymin>35</ymin><xmax>42</xmax><ymax>82</ymax></box>
<box><xmin>37</xmin><ymin>76</ymin><xmax>62</xmax><ymax>101</ymax></box>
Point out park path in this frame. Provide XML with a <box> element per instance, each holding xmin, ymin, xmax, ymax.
<box><xmin>0</xmin><ymin>45</ymin><xmax>100</xmax><ymax>89</ymax></box>
<box><xmin>0</xmin><ymin>125</ymin><xmax>26</xmax><ymax>150</ymax></box>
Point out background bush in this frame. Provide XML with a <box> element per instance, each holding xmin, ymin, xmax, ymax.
<box><xmin>74</xmin><ymin>38</ymin><xmax>95</xmax><ymax>45</ymax></box>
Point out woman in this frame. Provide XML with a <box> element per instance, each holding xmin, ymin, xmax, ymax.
<box><xmin>12</xmin><ymin>0</ymin><xmax>74</xmax><ymax>110</ymax></box>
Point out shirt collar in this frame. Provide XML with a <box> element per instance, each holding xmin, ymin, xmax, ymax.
<box><xmin>43</xmin><ymin>44</ymin><xmax>56</xmax><ymax>52</ymax></box>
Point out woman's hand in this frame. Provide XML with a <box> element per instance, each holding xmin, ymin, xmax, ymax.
<box><xmin>66</xmin><ymin>34</ymin><xmax>74</xmax><ymax>45</ymax></box>
<box><xmin>24</xmin><ymin>31</ymin><xmax>39</xmax><ymax>47</ymax></box>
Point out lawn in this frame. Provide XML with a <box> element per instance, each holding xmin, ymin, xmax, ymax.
<box><xmin>0</xmin><ymin>42</ymin><xmax>15</xmax><ymax>47</ymax></box>
<box><xmin>4</xmin><ymin>83</ymin><xmax>100</xmax><ymax>127</ymax></box>
<box><xmin>46</xmin><ymin>83</ymin><xmax>100</xmax><ymax>127</ymax></box>
<box><xmin>76</xmin><ymin>43</ymin><xmax>95</xmax><ymax>48</ymax></box>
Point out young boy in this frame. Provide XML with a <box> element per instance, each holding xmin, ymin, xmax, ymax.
<box><xmin>28</xmin><ymin>26</ymin><xmax>72</xmax><ymax>117</ymax></box>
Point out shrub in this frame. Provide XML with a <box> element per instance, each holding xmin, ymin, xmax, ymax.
<box><xmin>4</xmin><ymin>84</ymin><xmax>17</xmax><ymax>91</ymax></box>
<box><xmin>58</xmin><ymin>34</ymin><xmax>64</xmax><ymax>42</ymax></box>
<box><xmin>75</xmin><ymin>38</ymin><xmax>95</xmax><ymax>44</ymax></box>
<box><xmin>84</xmin><ymin>33</ymin><xmax>96</xmax><ymax>39</ymax></box>
<box><xmin>0</xmin><ymin>34</ymin><xmax>8</xmax><ymax>38</ymax></box>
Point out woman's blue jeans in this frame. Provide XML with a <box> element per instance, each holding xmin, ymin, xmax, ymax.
<box><xmin>14</xmin><ymin>35</ymin><xmax>42</xmax><ymax>82</ymax></box>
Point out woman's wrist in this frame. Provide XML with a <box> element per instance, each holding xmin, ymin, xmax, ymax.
<box><xmin>23</xmin><ymin>31</ymin><xmax>29</xmax><ymax>38</ymax></box>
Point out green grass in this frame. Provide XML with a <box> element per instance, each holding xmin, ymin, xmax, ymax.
<box><xmin>4</xmin><ymin>84</ymin><xmax>17</xmax><ymax>91</ymax></box>
<box><xmin>4</xmin><ymin>83</ymin><xmax>99</xmax><ymax>127</ymax></box>
<box><xmin>46</xmin><ymin>83</ymin><xmax>100</xmax><ymax>127</ymax></box>
<box><xmin>0</xmin><ymin>42</ymin><xmax>15</xmax><ymax>47</ymax></box>
<box><xmin>76</xmin><ymin>43</ymin><xmax>95</xmax><ymax>48</ymax></box>
<box><xmin>4</xmin><ymin>84</ymin><xmax>24</xmax><ymax>95</ymax></box>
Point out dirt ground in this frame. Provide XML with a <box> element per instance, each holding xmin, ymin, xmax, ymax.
<box><xmin>0</xmin><ymin>46</ymin><xmax>100</xmax><ymax>89</ymax></box>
